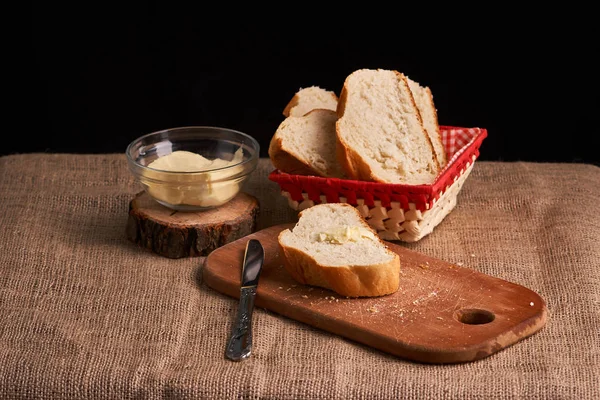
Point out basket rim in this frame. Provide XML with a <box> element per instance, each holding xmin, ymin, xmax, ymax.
<box><xmin>268</xmin><ymin>126</ymin><xmax>487</xmax><ymax>198</ymax></box>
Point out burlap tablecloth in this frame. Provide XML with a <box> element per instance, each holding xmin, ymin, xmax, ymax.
<box><xmin>0</xmin><ymin>154</ymin><xmax>598</xmax><ymax>399</ymax></box>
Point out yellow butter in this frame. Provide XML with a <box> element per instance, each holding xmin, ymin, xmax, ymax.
<box><xmin>143</xmin><ymin>148</ymin><xmax>244</xmax><ymax>208</ymax></box>
<box><xmin>313</xmin><ymin>225</ymin><xmax>376</xmax><ymax>244</ymax></box>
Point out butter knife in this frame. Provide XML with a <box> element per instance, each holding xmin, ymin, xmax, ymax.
<box><xmin>225</xmin><ymin>239</ymin><xmax>265</xmax><ymax>361</ymax></box>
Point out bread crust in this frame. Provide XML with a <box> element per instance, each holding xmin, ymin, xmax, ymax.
<box><xmin>401</xmin><ymin>73</ymin><xmax>441</xmax><ymax>172</ymax></box>
<box><xmin>335</xmin><ymin>131</ymin><xmax>375</xmax><ymax>181</ymax></box>
<box><xmin>335</xmin><ymin>80</ymin><xmax>374</xmax><ymax>180</ymax></box>
<box><xmin>336</xmin><ymin>69</ymin><xmax>441</xmax><ymax>182</ymax></box>
<box><xmin>277</xmin><ymin>204</ymin><xmax>401</xmax><ymax>298</ymax></box>
<box><xmin>423</xmin><ymin>86</ymin><xmax>446</xmax><ymax>166</ymax></box>
<box><xmin>282</xmin><ymin>94</ymin><xmax>299</xmax><ymax>117</ymax></box>
<box><xmin>279</xmin><ymin>243</ymin><xmax>401</xmax><ymax>297</ymax></box>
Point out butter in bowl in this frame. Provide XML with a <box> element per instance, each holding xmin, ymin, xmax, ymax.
<box><xmin>126</xmin><ymin>126</ymin><xmax>260</xmax><ymax>211</ymax></box>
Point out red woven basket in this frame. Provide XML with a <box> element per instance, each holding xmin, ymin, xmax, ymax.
<box><xmin>268</xmin><ymin>126</ymin><xmax>488</xmax><ymax>242</ymax></box>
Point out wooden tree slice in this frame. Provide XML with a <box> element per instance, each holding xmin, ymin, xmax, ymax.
<box><xmin>126</xmin><ymin>191</ymin><xmax>259</xmax><ymax>258</ymax></box>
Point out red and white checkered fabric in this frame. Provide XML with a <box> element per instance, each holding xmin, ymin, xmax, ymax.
<box><xmin>439</xmin><ymin>127</ymin><xmax>481</xmax><ymax>177</ymax></box>
<box><xmin>442</xmin><ymin>127</ymin><xmax>480</xmax><ymax>160</ymax></box>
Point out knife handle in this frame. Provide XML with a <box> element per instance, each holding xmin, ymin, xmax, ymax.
<box><xmin>225</xmin><ymin>286</ymin><xmax>257</xmax><ymax>361</ymax></box>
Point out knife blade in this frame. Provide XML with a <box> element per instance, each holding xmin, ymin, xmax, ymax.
<box><xmin>225</xmin><ymin>239</ymin><xmax>265</xmax><ymax>361</ymax></box>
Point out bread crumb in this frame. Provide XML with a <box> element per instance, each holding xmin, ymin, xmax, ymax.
<box><xmin>301</xmin><ymin>295</ymin><xmax>308</xmax><ymax>299</ymax></box>
<box><xmin>286</xmin><ymin>287</ymin><xmax>292</xmax><ymax>291</ymax></box>
<box><xmin>470</xmin><ymin>253</ymin><xmax>475</xmax><ymax>257</ymax></box>
<box><xmin>456</xmin><ymin>262</ymin><xmax>464</xmax><ymax>267</ymax></box>
<box><xmin>530</xmin><ymin>302</ymin><xmax>534</xmax><ymax>306</ymax></box>
<box><xmin>436</xmin><ymin>316</ymin><xmax>443</xmax><ymax>320</ymax></box>
<box><xmin>367</xmin><ymin>306</ymin><xmax>379</xmax><ymax>313</ymax></box>
<box><xmin>278</xmin><ymin>287</ymin><xmax>283</xmax><ymax>290</ymax></box>
<box><xmin>419</xmin><ymin>264</ymin><xmax>429</xmax><ymax>269</ymax></box>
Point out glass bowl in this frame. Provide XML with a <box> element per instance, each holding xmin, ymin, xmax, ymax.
<box><xmin>126</xmin><ymin>126</ymin><xmax>260</xmax><ymax>211</ymax></box>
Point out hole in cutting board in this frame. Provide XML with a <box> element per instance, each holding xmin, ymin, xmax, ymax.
<box><xmin>455</xmin><ymin>308</ymin><xmax>495</xmax><ymax>325</ymax></box>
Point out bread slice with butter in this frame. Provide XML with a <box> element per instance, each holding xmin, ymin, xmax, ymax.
<box><xmin>278</xmin><ymin>203</ymin><xmax>400</xmax><ymax>297</ymax></box>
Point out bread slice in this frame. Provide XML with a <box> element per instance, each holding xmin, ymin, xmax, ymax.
<box><xmin>336</xmin><ymin>68</ymin><xmax>441</xmax><ymax>185</ymax></box>
<box><xmin>278</xmin><ymin>203</ymin><xmax>400</xmax><ymax>297</ymax></box>
<box><xmin>283</xmin><ymin>86</ymin><xmax>338</xmax><ymax>117</ymax></box>
<box><xmin>268</xmin><ymin>109</ymin><xmax>346</xmax><ymax>178</ymax></box>
<box><xmin>407</xmin><ymin>77</ymin><xmax>447</xmax><ymax>168</ymax></box>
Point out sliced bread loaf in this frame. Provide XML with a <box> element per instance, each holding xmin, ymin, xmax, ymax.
<box><xmin>278</xmin><ymin>203</ymin><xmax>400</xmax><ymax>297</ymax></box>
<box><xmin>268</xmin><ymin>109</ymin><xmax>346</xmax><ymax>178</ymax></box>
<box><xmin>407</xmin><ymin>77</ymin><xmax>447</xmax><ymax>168</ymax></box>
<box><xmin>283</xmin><ymin>86</ymin><xmax>338</xmax><ymax>117</ymax></box>
<box><xmin>336</xmin><ymin>68</ymin><xmax>441</xmax><ymax>185</ymax></box>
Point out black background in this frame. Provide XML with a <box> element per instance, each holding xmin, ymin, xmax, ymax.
<box><xmin>22</xmin><ymin>4</ymin><xmax>599</xmax><ymax>166</ymax></box>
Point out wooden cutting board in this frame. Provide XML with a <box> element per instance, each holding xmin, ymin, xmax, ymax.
<box><xmin>203</xmin><ymin>224</ymin><xmax>548</xmax><ymax>364</ymax></box>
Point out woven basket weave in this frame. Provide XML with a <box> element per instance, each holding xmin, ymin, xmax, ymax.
<box><xmin>268</xmin><ymin>126</ymin><xmax>488</xmax><ymax>242</ymax></box>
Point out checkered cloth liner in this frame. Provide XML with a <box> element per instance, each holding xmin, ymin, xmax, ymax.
<box><xmin>268</xmin><ymin>126</ymin><xmax>488</xmax><ymax>212</ymax></box>
<box><xmin>435</xmin><ymin>126</ymin><xmax>484</xmax><ymax>177</ymax></box>
<box><xmin>443</xmin><ymin>127</ymin><xmax>480</xmax><ymax>160</ymax></box>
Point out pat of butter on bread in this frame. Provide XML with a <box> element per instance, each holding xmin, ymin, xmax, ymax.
<box><xmin>278</xmin><ymin>203</ymin><xmax>400</xmax><ymax>297</ymax></box>
<box><xmin>312</xmin><ymin>225</ymin><xmax>376</xmax><ymax>244</ymax></box>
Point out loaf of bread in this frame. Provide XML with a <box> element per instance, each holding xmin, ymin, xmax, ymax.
<box><xmin>268</xmin><ymin>109</ymin><xmax>346</xmax><ymax>178</ymax></box>
<box><xmin>336</xmin><ymin>68</ymin><xmax>442</xmax><ymax>185</ymax></box>
<box><xmin>282</xmin><ymin>86</ymin><xmax>338</xmax><ymax>117</ymax></box>
<box><xmin>270</xmin><ymin>69</ymin><xmax>447</xmax><ymax>184</ymax></box>
<box><xmin>278</xmin><ymin>203</ymin><xmax>400</xmax><ymax>297</ymax></box>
